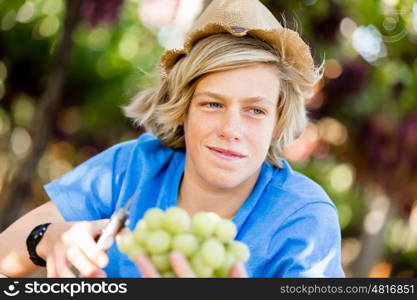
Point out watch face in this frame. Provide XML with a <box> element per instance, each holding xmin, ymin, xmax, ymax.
<box><xmin>33</xmin><ymin>227</ymin><xmax>46</xmax><ymax>239</ymax></box>
<box><xmin>29</xmin><ymin>224</ymin><xmax>48</xmax><ymax>244</ymax></box>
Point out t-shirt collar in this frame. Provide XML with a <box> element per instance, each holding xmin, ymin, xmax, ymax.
<box><xmin>162</xmin><ymin>150</ymin><xmax>276</xmax><ymax>233</ymax></box>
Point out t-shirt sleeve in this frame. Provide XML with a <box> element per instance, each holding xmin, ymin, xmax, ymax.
<box><xmin>268</xmin><ymin>202</ymin><xmax>345</xmax><ymax>278</ymax></box>
<box><xmin>43</xmin><ymin>141</ymin><xmax>134</xmax><ymax>222</ymax></box>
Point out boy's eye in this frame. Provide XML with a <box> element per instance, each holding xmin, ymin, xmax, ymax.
<box><xmin>206</xmin><ymin>102</ymin><xmax>221</xmax><ymax>108</ymax></box>
<box><xmin>200</xmin><ymin>102</ymin><xmax>266</xmax><ymax>116</ymax></box>
<box><xmin>251</xmin><ymin>108</ymin><xmax>266</xmax><ymax>115</ymax></box>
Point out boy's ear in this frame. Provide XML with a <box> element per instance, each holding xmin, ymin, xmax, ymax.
<box><xmin>178</xmin><ymin>117</ymin><xmax>184</xmax><ymax>126</ymax></box>
<box><xmin>179</xmin><ymin>110</ymin><xmax>189</xmax><ymax>126</ymax></box>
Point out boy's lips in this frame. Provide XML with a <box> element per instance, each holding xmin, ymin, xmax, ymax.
<box><xmin>207</xmin><ymin>146</ymin><xmax>247</xmax><ymax>160</ymax></box>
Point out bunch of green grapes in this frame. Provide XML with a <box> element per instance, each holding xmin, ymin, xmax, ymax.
<box><xmin>117</xmin><ymin>207</ymin><xmax>250</xmax><ymax>278</ymax></box>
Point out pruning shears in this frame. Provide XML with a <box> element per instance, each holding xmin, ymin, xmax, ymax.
<box><xmin>95</xmin><ymin>192</ymin><xmax>137</xmax><ymax>251</ymax></box>
<box><xmin>74</xmin><ymin>193</ymin><xmax>137</xmax><ymax>277</ymax></box>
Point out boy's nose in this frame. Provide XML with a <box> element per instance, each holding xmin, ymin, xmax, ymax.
<box><xmin>218</xmin><ymin>110</ymin><xmax>243</xmax><ymax>141</ymax></box>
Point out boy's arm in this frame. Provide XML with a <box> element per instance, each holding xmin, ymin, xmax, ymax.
<box><xmin>0</xmin><ymin>201</ymin><xmax>65</xmax><ymax>277</ymax></box>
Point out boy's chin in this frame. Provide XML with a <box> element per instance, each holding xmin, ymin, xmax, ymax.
<box><xmin>205</xmin><ymin>174</ymin><xmax>248</xmax><ymax>190</ymax></box>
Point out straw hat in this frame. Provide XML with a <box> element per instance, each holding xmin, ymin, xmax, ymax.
<box><xmin>158</xmin><ymin>0</ymin><xmax>315</xmax><ymax>80</ymax></box>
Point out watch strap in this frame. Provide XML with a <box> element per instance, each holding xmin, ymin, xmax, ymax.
<box><xmin>26</xmin><ymin>223</ymin><xmax>51</xmax><ymax>267</ymax></box>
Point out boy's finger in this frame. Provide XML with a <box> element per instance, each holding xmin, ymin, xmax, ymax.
<box><xmin>169</xmin><ymin>251</ymin><xmax>196</xmax><ymax>278</ymax></box>
<box><xmin>229</xmin><ymin>262</ymin><xmax>248</xmax><ymax>278</ymax></box>
<box><xmin>115</xmin><ymin>228</ymin><xmax>129</xmax><ymax>245</ymax></box>
<box><xmin>135</xmin><ymin>253</ymin><xmax>161</xmax><ymax>278</ymax></box>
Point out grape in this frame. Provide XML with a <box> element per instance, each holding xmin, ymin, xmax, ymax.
<box><xmin>214</xmin><ymin>219</ymin><xmax>237</xmax><ymax>242</ymax></box>
<box><xmin>191</xmin><ymin>253</ymin><xmax>214</xmax><ymax>278</ymax></box>
<box><xmin>135</xmin><ymin>219</ymin><xmax>147</xmax><ymax>231</ymax></box>
<box><xmin>191</xmin><ymin>212</ymin><xmax>216</xmax><ymax>237</ymax></box>
<box><xmin>119</xmin><ymin>207</ymin><xmax>251</xmax><ymax>278</ymax></box>
<box><xmin>118</xmin><ymin>231</ymin><xmax>144</xmax><ymax>259</ymax></box>
<box><xmin>151</xmin><ymin>254</ymin><xmax>171</xmax><ymax>272</ymax></box>
<box><xmin>133</xmin><ymin>225</ymin><xmax>148</xmax><ymax>246</ymax></box>
<box><xmin>144</xmin><ymin>208</ymin><xmax>165</xmax><ymax>230</ymax></box>
<box><xmin>162</xmin><ymin>271</ymin><xmax>176</xmax><ymax>278</ymax></box>
<box><xmin>207</xmin><ymin>212</ymin><xmax>221</xmax><ymax>225</ymax></box>
<box><xmin>172</xmin><ymin>233</ymin><xmax>199</xmax><ymax>257</ymax></box>
<box><xmin>163</xmin><ymin>207</ymin><xmax>191</xmax><ymax>234</ymax></box>
<box><xmin>200</xmin><ymin>238</ymin><xmax>225</xmax><ymax>269</ymax></box>
<box><xmin>214</xmin><ymin>252</ymin><xmax>235</xmax><ymax>278</ymax></box>
<box><xmin>145</xmin><ymin>230</ymin><xmax>171</xmax><ymax>254</ymax></box>
<box><xmin>228</xmin><ymin>241</ymin><xmax>250</xmax><ymax>262</ymax></box>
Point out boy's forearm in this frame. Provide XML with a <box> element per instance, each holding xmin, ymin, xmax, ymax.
<box><xmin>0</xmin><ymin>231</ymin><xmax>43</xmax><ymax>277</ymax></box>
<box><xmin>0</xmin><ymin>201</ymin><xmax>65</xmax><ymax>277</ymax></box>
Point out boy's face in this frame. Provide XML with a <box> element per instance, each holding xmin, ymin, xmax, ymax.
<box><xmin>182</xmin><ymin>63</ymin><xmax>280</xmax><ymax>190</ymax></box>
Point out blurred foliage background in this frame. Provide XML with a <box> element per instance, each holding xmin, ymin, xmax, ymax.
<box><xmin>0</xmin><ymin>0</ymin><xmax>416</xmax><ymax>277</ymax></box>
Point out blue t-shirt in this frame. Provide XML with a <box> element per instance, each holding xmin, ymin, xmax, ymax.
<box><xmin>44</xmin><ymin>133</ymin><xmax>345</xmax><ymax>278</ymax></box>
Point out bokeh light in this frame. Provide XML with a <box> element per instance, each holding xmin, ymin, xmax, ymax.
<box><xmin>324</xmin><ymin>59</ymin><xmax>343</xmax><ymax>79</ymax></box>
<box><xmin>10</xmin><ymin>127</ymin><xmax>32</xmax><ymax>158</ymax></box>
<box><xmin>283</xmin><ymin>122</ymin><xmax>320</xmax><ymax>162</ymax></box>
<box><xmin>37</xmin><ymin>15</ymin><xmax>60</xmax><ymax>38</ymax></box>
<box><xmin>382</xmin><ymin>0</ymin><xmax>399</xmax><ymax>7</ymax></box>
<box><xmin>57</xmin><ymin>107</ymin><xmax>82</xmax><ymax>135</ymax></box>
<box><xmin>48</xmin><ymin>158</ymin><xmax>73</xmax><ymax>181</ymax></box>
<box><xmin>352</xmin><ymin>25</ymin><xmax>387</xmax><ymax>62</ymax></box>
<box><xmin>364</xmin><ymin>194</ymin><xmax>390</xmax><ymax>235</ymax></box>
<box><xmin>41</xmin><ymin>0</ymin><xmax>63</xmax><ymax>16</ymax></box>
<box><xmin>340</xmin><ymin>17</ymin><xmax>357</xmax><ymax>39</ymax></box>
<box><xmin>87</xmin><ymin>27</ymin><xmax>111</xmax><ymax>51</ymax></box>
<box><xmin>369</xmin><ymin>261</ymin><xmax>392</xmax><ymax>278</ymax></box>
<box><xmin>118</xmin><ymin>32</ymin><xmax>139</xmax><ymax>60</ymax></box>
<box><xmin>16</xmin><ymin>1</ymin><xmax>35</xmax><ymax>24</ymax></box>
<box><xmin>329</xmin><ymin>163</ymin><xmax>354</xmax><ymax>193</ymax></box>
<box><xmin>11</xmin><ymin>94</ymin><xmax>35</xmax><ymax>127</ymax></box>
<box><xmin>318</xmin><ymin>117</ymin><xmax>348</xmax><ymax>146</ymax></box>
<box><xmin>1</xmin><ymin>10</ymin><xmax>17</xmax><ymax>31</ymax></box>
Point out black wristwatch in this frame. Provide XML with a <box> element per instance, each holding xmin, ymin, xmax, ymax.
<box><xmin>26</xmin><ymin>223</ymin><xmax>51</xmax><ymax>267</ymax></box>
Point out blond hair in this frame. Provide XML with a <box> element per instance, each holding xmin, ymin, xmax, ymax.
<box><xmin>123</xmin><ymin>33</ymin><xmax>323</xmax><ymax>167</ymax></box>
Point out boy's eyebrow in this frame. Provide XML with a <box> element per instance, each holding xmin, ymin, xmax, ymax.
<box><xmin>193</xmin><ymin>91</ymin><xmax>275</xmax><ymax>106</ymax></box>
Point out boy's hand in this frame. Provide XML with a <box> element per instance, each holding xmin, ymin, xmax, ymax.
<box><xmin>37</xmin><ymin>219</ymin><xmax>110</xmax><ymax>278</ymax></box>
<box><xmin>135</xmin><ymin>251</ymin><xmax>248</xmax><ymax>278</ymax></box>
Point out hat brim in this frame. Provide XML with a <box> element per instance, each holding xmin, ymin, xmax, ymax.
<box><xmin>158</xmin><ymin>23</ymin><xmax>315</xmax><ymax>80</ymax></box>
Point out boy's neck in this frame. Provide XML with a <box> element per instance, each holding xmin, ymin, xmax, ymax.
<box><xmin>177</xmin><ymin>161</ymin><xmax>260</xmax><ymax>219</ymax></box>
